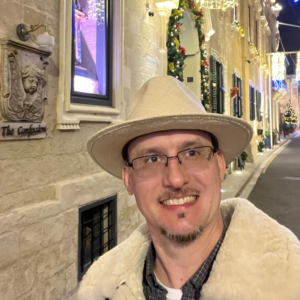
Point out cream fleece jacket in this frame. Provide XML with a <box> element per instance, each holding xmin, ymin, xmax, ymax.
<box><xmin>77</xmin><ymin>198</ymin><xmax>300</xmax><ymax>300</ymax></box>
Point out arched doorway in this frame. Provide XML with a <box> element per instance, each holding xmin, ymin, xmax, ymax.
<box><xmin>179</xmin><ymin>10</ymin><xmax>201</xmax><ymax>99</ymax></box>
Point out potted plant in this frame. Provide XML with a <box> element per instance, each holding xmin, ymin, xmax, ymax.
<box><xmin>258</xmin><ymin>142</ymin><xmax>265</xmax><ymax>152</ymax></box>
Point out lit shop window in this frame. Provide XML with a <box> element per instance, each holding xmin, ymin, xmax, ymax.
<box><xmin>71</xmin><ymin>0</ymin><xmax>112</xmax><ymax>106</ymax></box>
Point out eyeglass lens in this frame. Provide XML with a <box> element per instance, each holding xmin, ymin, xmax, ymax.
<box><xmin>132</xmin><ymin>147</ymin><xmax>213</xmax><ymax>178</ymax></box>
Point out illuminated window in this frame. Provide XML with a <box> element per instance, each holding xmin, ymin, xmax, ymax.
<box><xmin>71</xmin><ymin>0</ymin><xmax>112</xmax><ymax>106</ymax></box>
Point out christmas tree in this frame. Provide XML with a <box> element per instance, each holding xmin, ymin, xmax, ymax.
<box><xmin>284</xmin><ymin>101</ymin><xmax>298</xmax><ymax>125</ymax></box>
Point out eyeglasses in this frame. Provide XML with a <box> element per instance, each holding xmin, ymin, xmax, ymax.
<box><xmin>126</xmin><ymin>146</ymin><xmax>216</xmax><ymax>179</ymax></box>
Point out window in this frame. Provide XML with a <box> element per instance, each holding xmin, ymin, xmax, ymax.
<box><xmin>233</xmin><ymin>74</ymin><xmax>243</xmax><ymax>118</ymax></box>
<box><xmin>211</xmin><ymin>56</ymin><xmax>225</xmax><ymax>114</ymax></box>
<box><xmin>78</xmin><ymin>195</ymin><xmax>117</xmax><ymax>280</ymax></box>
<box><xmin>250</xmin><ymin>85</ymin><xmax>255</xmax><ymax>121</ymax></box>
<box><xmin>248</xmin><ymin>6</ymin><xmax>251</xmax><ymax>43</ymax></box>
<box><xmin>71</xmin><ymin>0</ymin><xmax>113</xmax><ymax>106</ymax></box>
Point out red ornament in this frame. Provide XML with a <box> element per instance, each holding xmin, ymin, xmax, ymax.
<box><xmin>175</xmin><ymin>23</ymin><xmax>183</xmax><ymax>30</ymax></box>
<box><xmin>231</xmin><ymin>87</ymin><xmax>239</xmax><ymax>99</ymax></box>
<box><xmin>198</xmin><ymin>9</ymin><xmax>204</xmax><ymax>17</ymax></box>
<box><xmin>191</xmin><ymin>2</ymin><xmax>195</xmax><ymax>7</ymax></box>
<box><xmin>179</xmin><ymin>47</ymin><xmax>186</xmax><ymax>56</ymax></box>
<box><xmin>204</xmin><ymin>61</ymin><xmax>209</xmax><ymax>67</ymax></box>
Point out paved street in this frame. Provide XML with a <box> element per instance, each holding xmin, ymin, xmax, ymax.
<box><xmin>248</xmin><ymin>131</ymin><xmax>300</xmax><ymax>239</ymax></box>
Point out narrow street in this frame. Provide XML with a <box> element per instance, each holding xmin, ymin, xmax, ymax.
<box><xmin>248</xmin><ymin>131</ymin><xmax>300</xmax><ymax>239</ymax></box>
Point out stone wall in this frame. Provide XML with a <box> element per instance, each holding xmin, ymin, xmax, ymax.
<box><xmin>0</xmin><ymin>0</ymin><xmax>165</xmax><ymax>299</ymax></box>
<box><xmin>207</xmin><ymin>0</ymin><xmax>277</xmax><ymax>163</ymax></box>
<box><xmin>0</xmin><ymin>0</ymin><xmax>279</xmax><ymax>299</ymax></box>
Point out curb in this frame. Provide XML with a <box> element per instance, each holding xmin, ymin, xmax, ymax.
<box><xmin>235</xmin><ymin>139</ymin><xmax>292</xmax><ymax>199</ymax></box>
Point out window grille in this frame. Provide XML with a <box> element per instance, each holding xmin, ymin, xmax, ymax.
<box><xmin>71</xmin><ymin>0</ymin><xmax>113</xmax><ymax>106</ymax></box>
<box><xmin>78</xmin><ymin>195</ymin><xmax>117</xmax><ymax>280</ymax></box>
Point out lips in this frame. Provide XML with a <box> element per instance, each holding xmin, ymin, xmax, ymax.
<box><xmin>161</xmin><ymin>196</ymin><xmax>197</xmax><ymax>206</ymax></box>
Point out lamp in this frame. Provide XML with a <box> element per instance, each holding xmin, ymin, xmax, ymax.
<box><xmin>16</xmin><ymin>24</ymin><xmax>55</xmax><ymax>49</ymax></box>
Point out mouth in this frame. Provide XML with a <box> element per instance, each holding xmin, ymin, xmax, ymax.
<box><xmin>161</xmin><ymin>196</ymin><xmax>198</xmax><ymax>206</ymax></box>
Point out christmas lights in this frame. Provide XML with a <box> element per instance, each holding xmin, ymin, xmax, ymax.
<box><xmin>87</xmin><ymin>0</ymin><xmax>105</xmax><ymax>25</ymax></box>
<box><xmin>199</xmin><ymin>0</ymin><xmax>238</xmax><ymax>10</ymax></box>
<box><xmin>296</xmin><ymin>52</ymin><xmax>300</xmax><ymax>85</ymax></box>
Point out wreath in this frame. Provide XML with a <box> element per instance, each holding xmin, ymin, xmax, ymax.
<box><xmin>167</xmin><ymin>0</ymin><xmax>210</xmax><ymax>111</ymax></box>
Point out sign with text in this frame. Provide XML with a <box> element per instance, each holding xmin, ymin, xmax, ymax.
<box><xmin>0</xmin><ymin>122</ymin><xmax>47</xmax><ymax>141</ymax></box>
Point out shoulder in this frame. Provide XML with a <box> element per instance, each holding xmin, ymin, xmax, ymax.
<box><xmin>211</xmin><ymin>198</ymin><xmax>300</xmax><ymax>299</ymax></box>
<box><xmin>76</xmin><ymin>222</ymin><xmax>150</xmax><ymax>300</ymax></box>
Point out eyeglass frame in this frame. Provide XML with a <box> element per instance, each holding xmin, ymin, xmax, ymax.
<box><xmin>125</xmin><ymin>146</ymin><xmax>218</xmax><ymax>170</ymax></box>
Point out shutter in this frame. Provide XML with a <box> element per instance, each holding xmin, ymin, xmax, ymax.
<box><xmin>250</xmin><ymin>87</ymin><xmax>255</xmax><ymax>121</ymax></box>
<box><xmin>250</xmin><ymin>86</ymin><xmax>253</xmax><ymax>121</ymax></box>
<box><xmin>221</xmin><ymin>64</ymin><xmax>225</xmax><ymax>114</ymax></box>
<box><xmin>239</xmin><ymin>78</ymin><xmax>243</xmax><ymax>118</ymax></box>
<box><xmin>233</xmin><ymin>74</ymin><xmax>238</xmax><ymax>117</ymax></box>
<box><xmin>256</xmin><ymin>90</ymin><xmax>259</xmax><ymax>121</ymax></box>
<box><xmin>210</xmin><ymin>56</ymin><xmax>217</xmax><ymax>113</ymax></box>
<box><xmin>253</xmin><ymin>88</ymin><xmax>256</xmax><ymax>121</ymax></box>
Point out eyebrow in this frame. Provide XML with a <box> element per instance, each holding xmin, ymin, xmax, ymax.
<box><xmin>136</xmin><ymin>139</ymin><xmax>211</xmax><ymax>157</ymax></box>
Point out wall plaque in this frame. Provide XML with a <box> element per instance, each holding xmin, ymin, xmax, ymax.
<box><xmin>146</xmin><ymin>54</ymin><xmax>157</xmax><ymax>68</ymax></box>
<box><xmin>0</xmin><ymin>122</ymin><xmax>46</xmax><ymax>140</ymax></box>
<box><xmin>0</xmin><ymin>39</ymin><xmax>51</xmax><ymax>123</ymax></box>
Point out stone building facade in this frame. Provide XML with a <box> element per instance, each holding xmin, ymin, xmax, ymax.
<box><xmin>0</xmin><ymin>0</ymin><xmax>279</xmax><ymax>299</ymax></box>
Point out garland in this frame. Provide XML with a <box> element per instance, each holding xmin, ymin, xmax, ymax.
<box><xmin>232</xmin><ymin>20</ymin><xmax>245</xmax><ymax>38</ymax></box>
<box><xmin>167</xmin><ymin>0</ymin><xmax>211</xmax><ymax>111</ymax></box>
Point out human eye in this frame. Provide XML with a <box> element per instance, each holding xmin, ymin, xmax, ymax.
<box><xmin>143</xmin><ymin>155</ymin><xmax>163</xmax><ymax>164</ymax></box>
<box><xmin>183</xmin><ymin>149</ymin><xmax>202</xmax><ymax>157</ymax></box>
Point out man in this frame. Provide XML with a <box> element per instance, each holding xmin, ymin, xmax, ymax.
<box><xmin>77</xmin><ymin>76</ymin><xmax>300</xmax><ymax>300</ymax></box>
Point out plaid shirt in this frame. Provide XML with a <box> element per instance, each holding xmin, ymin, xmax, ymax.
<box><xmin>143</xmin><ymin>224</ymin><xmax>227</xmax><ymax>300</ymax></box>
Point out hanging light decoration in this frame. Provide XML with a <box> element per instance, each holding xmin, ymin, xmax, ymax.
<box><xmin>296</xmin><ymin>52</ymin><xmax>300</xmax><ymax>86</ymax></box>
<box><xmin>271</xmin><ymin>53</ymin><xmax>286</xmax><ymax>90</ymax></box>
<box><xmin>198</xmin><ymin>0</ymin><xmax>238</xmax><ymax>10</ymax></box>
<box><xmin>87</xmin><ymin>0</ymin><xmax>105</xmax><ymax>25</ymax></box>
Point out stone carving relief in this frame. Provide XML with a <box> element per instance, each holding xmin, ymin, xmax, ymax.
<box><xmin>0</xmin><ymin>39</ymin><xmax>51</xmax><ymax>123</ymax></box>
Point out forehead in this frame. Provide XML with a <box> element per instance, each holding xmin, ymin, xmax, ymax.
<box><xmin>127</xmin><ymin>130</ymin><xmax>212</xmax><ymax>156</ymax></box>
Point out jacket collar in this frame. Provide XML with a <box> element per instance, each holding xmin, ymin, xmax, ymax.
<box><xmin>77</xmin><ymin>198</ymin><xmax>300</xmax><ymax>300</ymax></box>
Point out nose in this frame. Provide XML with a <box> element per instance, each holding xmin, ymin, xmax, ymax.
<box><xmin>162</xmin><ymin>157</ymin><xmax>189</xmax><ymax>189</ymax></box>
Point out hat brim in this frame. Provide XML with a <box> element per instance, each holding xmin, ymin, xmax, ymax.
<box><xmin>88</xmin><ymin>114</ymin><xmax>253</xmax><ymax>179</ymax></box>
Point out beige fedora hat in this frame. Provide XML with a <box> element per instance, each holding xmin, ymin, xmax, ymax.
<box><xmin>88</xmin><ymin>76</ymin><xmax>253</xmax><ymax>179</ymax></box>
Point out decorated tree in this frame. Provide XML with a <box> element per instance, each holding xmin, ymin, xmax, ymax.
<box><xmin>167</xmin><ymin>0</ymin><xmax>211</xmax><ymax>111</ymax></box>
<box><xmin>284</xmin><ymin>101</ymin><xmax>298</xmax><ymax>125</ymax></box>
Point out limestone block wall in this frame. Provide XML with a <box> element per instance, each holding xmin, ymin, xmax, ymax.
<box><xmin>0</xmin><ymin>0</ymin><xmax>163</xmax><ymax>299</ymax></box>
<box><xmin>123</xmin><ymin>0</ymin><xmax>162</xmax><ymax>117</ymax></box>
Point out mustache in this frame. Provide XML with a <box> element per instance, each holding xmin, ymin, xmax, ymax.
<box><xmin>158</xmin><ymin>187</ymin><xmax>201</xmax><ymax>202</ymax></box>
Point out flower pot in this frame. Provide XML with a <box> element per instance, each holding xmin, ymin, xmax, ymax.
<box><xmin>265</xmin><ymin>137</ymin><xmax>271</xmax><ymax>149</ymax></box>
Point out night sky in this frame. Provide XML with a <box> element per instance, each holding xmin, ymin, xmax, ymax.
<box><xmin>276</xmin><ymin>0</ymin><xmax>300</xmax><ymax>73</ymax></box>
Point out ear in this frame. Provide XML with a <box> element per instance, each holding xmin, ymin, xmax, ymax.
<box><xmin>122</xmin><ymin>166</ymin><xmax>134</xmax><ymax>195</ymax></box>
<box><xmin>216</xmin><ymin>150</ymin><xmax>226</xmax><ymax>183</ymax></box>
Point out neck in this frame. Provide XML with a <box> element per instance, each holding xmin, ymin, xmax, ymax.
<box><xmin>150</xmin><ymin>214</ymin><xmax>224</xmax><ymax>289</ymax></box>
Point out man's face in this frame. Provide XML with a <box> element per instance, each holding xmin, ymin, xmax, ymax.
<box><xmin>122</xmin><ymin>130</ymin><xmax>226</xmax><ymax>242</ymax></box>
